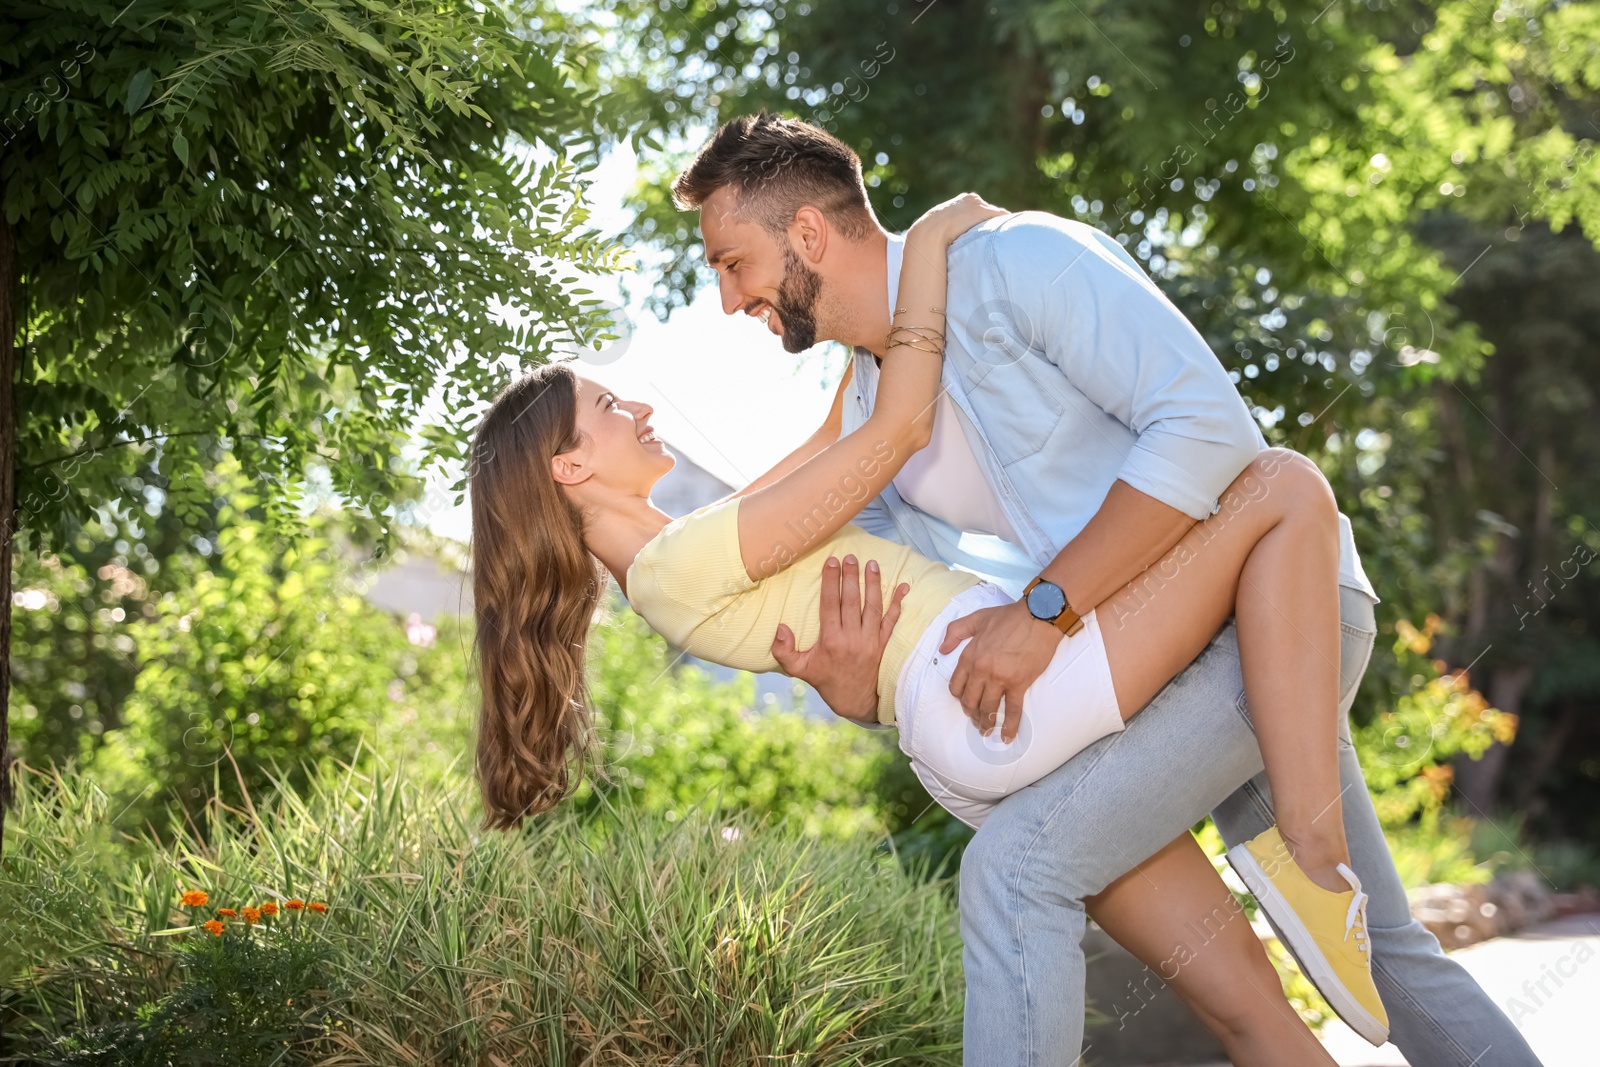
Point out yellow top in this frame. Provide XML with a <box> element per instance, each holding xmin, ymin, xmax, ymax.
<box><xmin>625</xmin><ymin>497</ymin><xmax>982</xmax><ymax>724</ymax></box>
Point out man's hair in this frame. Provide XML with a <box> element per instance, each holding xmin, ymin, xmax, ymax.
<box><xmin>672</xmin><ymin>112</ymin><xmax>876</xmax><ymax>240</ymax></box>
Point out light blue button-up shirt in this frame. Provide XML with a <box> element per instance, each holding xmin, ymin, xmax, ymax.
<box><xmin>843</xmin><ymin>212</ymin><xmax>1377</xmax><ymax>605</ymax></box>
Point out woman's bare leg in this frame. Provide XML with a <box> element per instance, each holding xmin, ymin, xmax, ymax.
<box><xmin>1086</xmin><ymin>833</ymin><xmax>1337</xmax><ymax>1066</ymax></box>
<box><xmin>1095</xmin><ymin>448</ymin><xmax>1351</xmax><ymax>890</ymax></box>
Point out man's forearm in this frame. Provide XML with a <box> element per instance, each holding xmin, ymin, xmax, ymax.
<box><xmin>1037</xmin><ymin>479</ymin><xmax>1196</xmax><ymax>614</ymax></box>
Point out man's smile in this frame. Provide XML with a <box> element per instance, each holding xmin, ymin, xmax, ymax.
<box><xmin>745</xmin><ymin>299</ymin><xmax>784</xmax><ymax>335</ymax></box>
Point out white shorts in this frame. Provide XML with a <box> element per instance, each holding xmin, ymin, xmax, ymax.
<box><xmin>895</xmin><ymin>581</ymin><xmax>1126</xmax><ymax>830</ymax></box>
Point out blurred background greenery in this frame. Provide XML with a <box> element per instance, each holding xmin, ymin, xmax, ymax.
<box><xmin>3</xmin><ymin>0</ymin><xmax>1599</xmax><ymax>1062</ymax></box>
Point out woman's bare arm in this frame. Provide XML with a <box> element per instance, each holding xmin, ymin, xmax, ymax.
<box><xmin>736</xmin><ymin>193</ymin><xmax>1007</xmax><ymax>580</ymax></box>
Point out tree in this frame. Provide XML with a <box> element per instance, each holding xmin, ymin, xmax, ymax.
<box><xmin>1389</xmin><ymin>0</ymin><xmax>1600</xmax><ymax>824</ymax></box>
<box><xmin>596</xmin><ymin>0</ymin><xmax>1600</xmax><ymax>835</ymax></box>
<box><xmin>0</xmin><ymin>0</ymin><xmax>627</xmax><ymax>854</ymax></box>
<box><xmin>597</xmin><ymin>0</ymin><xmax>1495</xmax><ymax>619</ymax></box>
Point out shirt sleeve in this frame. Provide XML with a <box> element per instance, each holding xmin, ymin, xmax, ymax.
<box><xmin>987</xmin><ymin>214</ymin><xmax>1263</xmax><ymax>520</ymax></box>
<box><xmin>634</xmin><ymin>500</ymin><xmax>751</xmax><ymax>616</ymax></box>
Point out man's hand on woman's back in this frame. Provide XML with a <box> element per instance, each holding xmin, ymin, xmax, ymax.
<box><xmin>770</xmin><ymin>555</ymin><xmax>906</xmax><ymax>725</ymax></box>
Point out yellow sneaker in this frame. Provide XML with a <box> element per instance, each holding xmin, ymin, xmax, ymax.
<box><xmin>1226</xmin><ymin>825</ymin><xmax>1390</xmax><ymax>1047</ymax></box>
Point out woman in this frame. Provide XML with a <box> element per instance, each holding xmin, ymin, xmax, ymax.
<box><xmin>469</xmin><ymin>195</ymin><xmax>1373</xmax><ymax>1062</ymax></box>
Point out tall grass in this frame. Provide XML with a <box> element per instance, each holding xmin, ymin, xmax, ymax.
<box><xmin>1</xmin><ymin>751</ymin><xmax>965</xmax><ymax>1065</ymax></box>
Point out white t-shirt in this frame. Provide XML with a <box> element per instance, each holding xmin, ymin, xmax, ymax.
<box><xmin>893</xmin><ymin>391</ymin><xmax>1023</xmax><ymax>546</ymax></box>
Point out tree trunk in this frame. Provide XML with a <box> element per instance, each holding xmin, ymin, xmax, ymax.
<box><xmin>0</xmin><ymin>201</ymin><xmax>16</xmax><ymax>860</ymax></box>
<box><xmin>1512</xmin><ymin>699</ymin><xmax>1581</xmax><ymax>821</ymax></box>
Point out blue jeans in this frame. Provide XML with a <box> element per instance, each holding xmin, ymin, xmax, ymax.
<box><xmin>959</xmin><ymin>587</ymin><xmax>1542</xmax><ymax>1066</ymax></box>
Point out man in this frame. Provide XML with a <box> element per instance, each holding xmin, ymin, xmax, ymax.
<box><xmin>671</xmin><ymin>112</ymin><xmax>1539</xmax><ymax>1066</ymax></box>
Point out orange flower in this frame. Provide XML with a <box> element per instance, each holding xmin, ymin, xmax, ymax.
<box><xmin>284</xmin><ymin>899</ymin><xmax>305</xmax><ymax>910</ymax></box>
<box><xmin>217</xmin><ymin>908</ymin><xmax>237</xmax><ymax>918</ymax></box>
<box><xmin>1421</xmin><ymin>764</ymin><xmax>1455</xmax><ymax>801</ymax></box>
<box><xmin>261</xmin><ymin>901</ymin><xmax>279</xmax><ymax>916</ymax></box>
<box><xmin>203</xmin><ymin>919</ymin><xmax>225</xmax><ymax>936</ymax></box>
<box><xmin>242</xmin><ymin>906</ymin><xmax>261</xmax><ymax>924</ymax></box>
<box><xmin>180</xmin><ymin>890</ymin><xmax>209</xmax><ymax>907</ymax></box>
<box><xmin>308</xmin><ymin>901</ymin><xmax>327</xmax><ymax>913</ymax></box>
<box><xmin>1492</xmin><ymin>711</ymin><xmax>1519</xmax><ymax>745</ymax></box>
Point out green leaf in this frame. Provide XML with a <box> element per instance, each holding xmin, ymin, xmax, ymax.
<box><xmin>126</xmin><ymin>69</ymin><xmax>155</xmax><ymax>113</ymax></box>
<box><xmin>3</xmin><ymin>0</ymin><xmax>623</xmax><ymax>575</ymax></box>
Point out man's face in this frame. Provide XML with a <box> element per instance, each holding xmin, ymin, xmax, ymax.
<box><xmin>699</xmin><ymin>186</ymin><xmax>823</xmax><ymax>353</ymax></box>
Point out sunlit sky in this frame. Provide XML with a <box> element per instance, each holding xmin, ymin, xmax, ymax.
<box><xmin>416</xmin><ymin>140</ymin><xmax>851</xmax><ymax>544</ymax></box>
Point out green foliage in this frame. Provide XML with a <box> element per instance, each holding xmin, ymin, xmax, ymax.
<box><xmin>9</xmin><ymin>484</ymin><xmax>930</xmax><ymax>854</ymax></box>
<box><xmin>8</xmin><ymin>435</ymin><xmax>246</xmax><ymax>778</ymax></box>
<box><xmin>357</xmin><ymin>607</ymin><xmax>480</xmax><ymax>796</ymax></box>
<box><xmin>1383</xmin><ymin>811</ymin><xmax>1600</xmax><ymax>892</ymax></box>
<box><xmin>83</xmin><ymin>466</ymin><xmax>413</xmax><ymax>828</ymax></box>
<box><xmin>8</xmin><ymin>545</ymin><xmax>144</xmax><ymax>771</ymax></box>
<box><xmin>0</xmin><ymin>0</ymin><xmax>626</xmax><ymax>555</ymax></box>
<box><xmin>51</xmin><ymin>905</ymin><xmax>339</xmax><ymax>1065</ymax></box>
<box><xmin>1382</xmin><ymin>818</ymin><xmax>1493</xmax><ymax>889</ymax></box>
<box><xmin>1343</xmin><ymin>9</ymin><xmax>1600</xmax><ymax>798</ymax></box>
<box><xmin>1465</xmin><ymin>814</ymin><xmax>1600</xmax><ymax>894</ymax></box>
<box><xmin>576</xmin><ymin>604</ymin><xmax>905</xmax><ymax>839</ymax></box>
<box><xmin>1402</xmin><ymin>1</ymin><xmax>1600</xmax><ymax>241</ymax></box>
<box><xmin>1354</xmin><ymin>615</ymin><xmax>1517</xmax><ymax>831</ymax></box>
<box><xmin>602</xmin><ymin>0</ymin><xmax>1485</xmax><ymax>430</ymax></box>
<box><xmin>1</xmin><ymin>760</ymin><xmax>965</xmax><ymax>1065</ymax></box>
<box><xmin>1524</xmin><ymin>838</ymin><xmax>1600</xmax><ymax>894</ymax></box>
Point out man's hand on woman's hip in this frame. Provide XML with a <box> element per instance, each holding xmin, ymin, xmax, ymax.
<box><xmin>770</xmin><ymin>554</ymin><xmax>908</xmax><ymax>725</ymax></box>
<box><xmin>939</xmin><ymin>598</ymin><xmax>1062</xmax><ymax>743</ymax></box>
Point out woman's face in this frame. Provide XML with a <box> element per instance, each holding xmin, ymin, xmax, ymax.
<box><xmin>555</xmin><ymin>374</ymin><xmax>675</xmax><ymax>495</ymax></box>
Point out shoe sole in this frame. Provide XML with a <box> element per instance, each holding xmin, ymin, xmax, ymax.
<box><xmin>1226</xmin><ymin>843</ymin><xmax>1390</xmax><ymax>1047</ymax></box>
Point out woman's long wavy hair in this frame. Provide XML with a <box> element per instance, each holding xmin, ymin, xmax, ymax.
<box><xmin>469</xmin><ymin>363</ymin><xmax>603</xmax><ymax>830</ymax></box>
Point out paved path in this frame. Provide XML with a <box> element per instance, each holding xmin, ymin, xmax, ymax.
<box><xmin>1318</xmin><ymin>914</ymin><xmax>1600</xmax><ymax>1067</ymax></box>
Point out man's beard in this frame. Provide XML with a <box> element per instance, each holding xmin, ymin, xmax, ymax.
<box><xmin>772</xmin><ymin>245</ymin><xmax>823</xmax><ymax>353</ymax></box>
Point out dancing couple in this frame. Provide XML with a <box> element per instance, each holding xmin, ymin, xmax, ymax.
<box><xmin>469</xmin><ymin>113</ymin><xmax>1539</xmax><ymax>1066</ymax></box>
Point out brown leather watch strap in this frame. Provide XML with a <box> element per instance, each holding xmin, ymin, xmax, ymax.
<box><xmin>1054</xmin><ymin>605</ymin><xmax>1086</xmax><ymax>637</ymax></box>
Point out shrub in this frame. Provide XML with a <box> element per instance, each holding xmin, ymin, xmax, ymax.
<box><xmin>0</xmin><ymin>759</ymin><xmax>965</xmax><ymax>1065</ymax></box>
<box><xmin>48</xmin><ymin>893</ymin><xmax>339</xmax><ymax>1065</ymax></box>
<box><xmin>1357</xmin><ymin>615</ymin><xmax>1517</xmax><ymax>820</ymax></box>
<box><xmin>9</xmin><ymin>538</ymin><xmax>150</xmax><ymax>775</ymax></box>
<box><xmin>574</xmin><ymin>605</ymin><xmax>907</xmax><ymax>840</ymax></box>
<box><xmin>86</xmin><ymin>496</ymin><xmax>411</xmax><ymax>831</ymax></box>
<box><xmin>1342</xmin><ymin>614</ymin><xmax>1534</xmax><ymax>889</ymax></box>
<box><xmin>353</xmin><ymin>606</ymin><xmax>480</xmax><ymax>796</ymax></box>
<box><xmin>355</xmin><ymin>595</ymin><xmax>921</xmax><ymax>842</ymax></box>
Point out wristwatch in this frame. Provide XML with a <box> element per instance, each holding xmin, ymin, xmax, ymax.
<box><xmin>1023</xmin><ymin>577</ymin><xmax>1085</xmax><ymax>636</ymax></box>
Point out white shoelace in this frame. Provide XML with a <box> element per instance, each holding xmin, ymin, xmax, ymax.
<box><xmin>1337</xmin><ymin>862</ymin><xmax>1372</xmax><ymax>959</ymax></box>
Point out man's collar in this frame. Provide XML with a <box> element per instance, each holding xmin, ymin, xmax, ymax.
<box><xmin>885</xmin><ymin>231</ymin><xmax>905</xmax><ymax>321</ymax></box>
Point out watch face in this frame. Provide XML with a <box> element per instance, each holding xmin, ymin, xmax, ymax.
<box><xmin>1026</xmin><ymin>580</ymin><xmax>1067</xmax><ymax>621</ymax></box>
